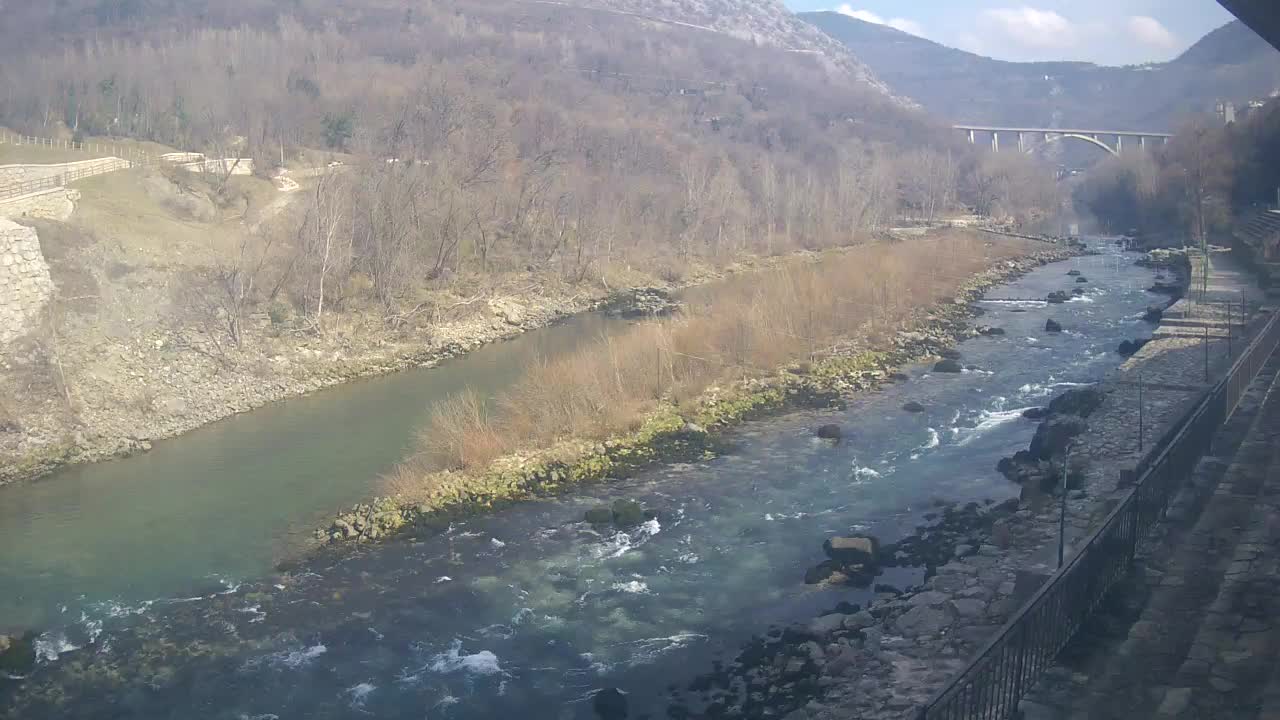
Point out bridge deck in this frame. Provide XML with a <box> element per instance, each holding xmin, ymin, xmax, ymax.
<box><xmin>954</xmin><ymin>125</ymin><xmax>1173</xmax><ymax>137</ymax></box>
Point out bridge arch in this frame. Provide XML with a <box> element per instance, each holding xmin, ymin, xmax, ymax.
<box><xmin>1036</xmin><ymin>133</ymin><xmax>1119</xmax><ymax>157</ymax></box>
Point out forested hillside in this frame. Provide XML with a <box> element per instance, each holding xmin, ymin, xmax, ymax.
<box><xmin>0</xmin><ymin>0</ymin><xmax>1056</xmax><ymax>286</ymax></box>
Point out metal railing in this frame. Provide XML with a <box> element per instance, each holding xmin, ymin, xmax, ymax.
<box><xmin>0</xmin><ymin>130</ymin><xmax>157</xmax><ymax>166</ymax></box>
<box><xmin>917</xmin><ymin>308</ymin><xmax>1280</xmax><ymax>720</ymax></box>
<box><xmin>0</xmin><ymin>158</ymin><xmax>132</xmax><ymax>202</ymax></box>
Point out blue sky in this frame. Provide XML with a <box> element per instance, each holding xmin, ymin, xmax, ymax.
<box><xmin>783</xmin><ymin>1</ymin><xmax>1237</xmax><ymax>65</ymax></box>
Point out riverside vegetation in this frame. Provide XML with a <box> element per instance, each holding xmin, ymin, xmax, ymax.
<box><xmin>0</xmin><ymin>0</ymin><xmax>1065</xmax><ymax>484</ymax></box>
<box><xmin>325</xmin><ymin>230</ymin><xmax>1082</xmax><ymax>542</ymax></box>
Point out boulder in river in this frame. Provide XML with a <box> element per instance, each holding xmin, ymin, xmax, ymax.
<box><xmin>584</xmin><ymin>506</ymin><xmax>615</xmax><ymax>525</ymax></box>
<box><xmin>0</xmin><ymin>632</ymin><xmax>36</xmax><ymax>676</ymax></box>
<box><xmin>804</xmin><ymin>560</ymin><xmax>842</xmax><ymax>585</ymax></box>
<box><xmin>1047</xmin><ymin>387</ymin><xmax>1105</xmax><ymax>418</ymax></box>
<box><xmin>611</xmin><ymin>499</ymin><xmax>646</xmax><ymax>527</ymax></box>
<box><xmin>933</xmin><ymin>359</ymin><xmax>963</xmax><ymax>373</ymax></box>
<box><xmin>939</xmin><ymin>349</ymin><xmax>963</xmax><ymax>360</ymax></box>
<box><xmin>1143</xmin><ymin>305</ymin><xmax>1164</xmax><ymax>323</ymax></box>
<box><xmin>1044</xmin><ymin>319</ymin><xmax>1063</xmax><ymax>333</ymax></box>
<box><xmin>1072</xmin><ymin>287</ymin><xmax>1086</xmax><ymax>296</ymax></box>
<box><xmin>823</xmin><ymin>535</ymin><xmax>879</xmax><ymax>566</ymax></box>
<box><xmin>1076</xmin><ymin>276</ymin><xmax>1089</xmax><ymax>283</ymax></box>
<box><xmin>1067</xmin><ymin>270</ymin><xmax>1082</xmax><ymax>276</ymax></box>
<box><xmin>1029</xmin><ymin>416</ymin><xmax>1088</xmax><ymax>461</ymax></box>
<box><xmin>593</xmin><ymin>688</ymin><xmax>629</xmax><ymax>720</ymax></box>
<box><xmin>902</xmin><ymin>401</ymin><xmax>926</xmax><ymax>413</ymax></box>
<box><xmin>816</xmin><ymin>424</ymin><xmax>844</xmax><ymax>441</ymax></box>
<box><xmin>977</xmin><ymin>326</ymin><xmax>1006</xmax><ymax>336</ymax></box>
<box><xmin>605</xmin><ymin>288</ymin><xmax>679</xmax><ymax>318</ymax></box>
<box><xmin>888</xmin><ymin>372</ymin><xmax>910</xmax><ymax>383</ymax></box>
<box><xmin>1022</xmin><ymin>407</ymin><xmax>1049</xmax><ymax>420</ymax></box>
<box><xmin>1118</xmin><ymin>338</ymin><xmax>1150</xmax><ymax>357</ymax></box>
<box><xmin>1047</xmin><ymin>291</ymin><xmax>1070</xmax><ymax>304</ymax></box>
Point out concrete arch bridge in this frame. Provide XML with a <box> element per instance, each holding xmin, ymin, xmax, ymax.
<box><xmin>955</xmin><ymin>126</ymin><xmax>1174</xmax><ymax>157</ymax></box>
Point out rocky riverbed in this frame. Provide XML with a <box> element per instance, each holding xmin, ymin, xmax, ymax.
<box><xmin>665</xmin><ymin>246</ymin><xmax>1264</xmax><ymax>720</ymax></box>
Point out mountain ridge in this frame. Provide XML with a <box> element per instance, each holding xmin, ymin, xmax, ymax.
<box><xmin>802</xmin><ymin>12</ymin><xmax>1280</xmax><ymax>130</ymax></box>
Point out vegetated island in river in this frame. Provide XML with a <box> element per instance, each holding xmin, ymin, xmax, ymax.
<box><xmin>323</xmin><ymin>229</ymin><xmax>1085</xmax><ymax>544</ymax></box>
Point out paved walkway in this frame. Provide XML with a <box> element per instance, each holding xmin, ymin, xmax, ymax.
<box><xmin>1019</xmin><ymin>349</ymin><xmax>1280</xmax><ymax>720</ymax></box>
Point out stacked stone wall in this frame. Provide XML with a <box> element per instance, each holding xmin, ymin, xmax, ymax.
<box><xmin>0</xmin><ymin>218</ymin><xmax>53</xmax><ymax>345</ymax></box>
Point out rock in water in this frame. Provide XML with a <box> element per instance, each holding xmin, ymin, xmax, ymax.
<box><xmin>0</xmin><ymin>632</ymin><xmax>36</xmax><ymax>676</ymax></box>
<box><xmin>584</xmin><ymin>506</ymin><xmax>614</xmax><ymax>525</ymax></box>
<box><xmin>610</xmin><ymin>499</ymin><xmax>646</xmax><ymax>526</ymax></box>
<box><xmin>804</xmin><ymin>560</ymin><xmax>841</xmax><ymax>585</ymax></box>
<box><xmin>1022</xmin><ymin>407</ymin><xmax>1049</xmax><ymax>420</ymax></box>
<box><xmin>593</xmin><ymin>688</ymin><xmax>628</xmax><ymax>720</ymax></box>
<box><xmin>816</xmin><ymin>424</ymin><xmax>843</xmax><ymax>441</ymax></box>
<box><xmin>1117</xmin><ymin>338</ymin><xmax>1149</xmax><ymax>357</ymax></box>
<box><xmin>1047</xmin><ymin>387</ymin><xmax>1106</xmax><ymax>418</ymax></box>
<box><xmin>1076</xmin><ymin>276</ymin><xmax>1089</xmax><ymax>283</ymax></box>
<box><xmin>1047</xmin><ymin>291</ymin><xmax>1069</xmax><ymax>304</ymax></box>
<box><xmin>939</xmin><ymin>349</ymin><xmax>962</xmax><ymax>360</ymax></box>
<box><xmin>823</xmin><ymin>536</ymin><xmax>879</xmax><ymax>565</ymax></box>
<box><xmin>1143</xmin><ymin>305</ymin><xmax>1164</xmax><ymax>323</ymax></box>
<box><xmin>977</xmin><ymin>326</ymin><xmax>1006</xmax><ymax>336</ymax></box>
<box><xmin>933</xmin><ymin>359</ymin><xmax>963</xmax><ymax>373</ymax></box>
<box><xmin>1067</xmin><ymin>270</ymin><xmax>1082</xmax><ymax>276</ymax></box>
<box><xmin>1029</xmin><ymin>417</ymin><xmax>1088</xmax><ymax>461</ymax></box>
<box><xmin>1044</xmin><ymin>319</ymin><xmax>1063</xmax><ymax>333</ymax></box>
<box><xmin>902</xmin><ymin>401</ymin><xmax>926</xmax><ymax>413</ymax></box>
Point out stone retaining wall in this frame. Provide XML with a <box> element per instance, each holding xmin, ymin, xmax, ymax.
<box><xmin>0</xmin><ymin>188</ymin><xmax>79</xmax><ymax>221</ymax></box>
<box><xmin>0</xmin><ymin>218</ymin><xmax>54</xmax><ymax>345</ymax></box>
<box><xmin>0</xmin><ymin>158</ymin><xmax>130</xmax><ymax>186</ymax></box>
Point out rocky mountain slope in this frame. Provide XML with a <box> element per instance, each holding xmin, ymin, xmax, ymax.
<box><xmin>547</xmin><ymin>0</ymin><xmax>898</xmax><ymax>97</ymax></box>
<box><xmin>802</xmin><ymin>13</ymin><xmax>1280</xmax><ymax>130</ymax></box>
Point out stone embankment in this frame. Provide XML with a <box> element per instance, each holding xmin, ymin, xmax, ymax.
<box><xmin>0</xmin><ymin>218</ymin><xmax>53</xmax><ymax>345</ymax></box>
<box><xmin>672</xmin><ymin>247</ymin><xmax>1273</xmax><ymax>720</ymax></box>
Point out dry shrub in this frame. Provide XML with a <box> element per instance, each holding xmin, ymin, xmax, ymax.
<box><xmin>407</xmin><ymin>232</ymin><xmax>1032</xmax><ymax>476</ymax></box>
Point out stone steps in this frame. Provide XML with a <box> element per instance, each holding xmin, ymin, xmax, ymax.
<box><xmin>1017</xmin><ymin>353</ymin><xmax>1280</xmax><ymax>720</ymax></box>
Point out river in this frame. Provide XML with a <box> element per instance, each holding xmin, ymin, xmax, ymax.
<box><xmin>0</xmin><ymin>242</ymin><xmax>1160</xmax><ymax>719</ymax></box>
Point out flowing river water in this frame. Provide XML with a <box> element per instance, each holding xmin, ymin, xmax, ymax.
<box><xmin>0</xmin><ymin>242</ymin><xmax>1162</xmax><ymax>719</ymax></box>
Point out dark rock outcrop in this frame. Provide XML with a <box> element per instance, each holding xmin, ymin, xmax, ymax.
<box><xmin>823</xmin><ymin>535</ymin><xmax>880</xmax><ymax>565</ymax></box>
<box><xmin>1047</xmin><ymin>387</ymin><xmax>1105</xmax><ymax>418</ymax></box>
<box><xmin>1022</xmin><ymin>407</ymin><xmax>1049</xmax><ymax>420</ymax></box>
<box><xmin>1047</xmin><ymin>291</ymin><xmax>1070</xmax><ymax>304</ymax></box>
<box><xmin>0</xmin><ymin>632</ymin><xmax>36</xmax><ymax>676</ymax></box>
<box><xmin>933</xmin><ymin>359</ymin><xmax>963</xmax><ymax>373</ymax></box>
<box><xmin>611</xmin><ymin>499</ymin><xmax>646</xmax><ymax>526</ymax></box>
<box><xmin>816</xmin><ymin>424</ymin><xmax>843</xmax><ymax>441</ymax></box>
<box><xmin>1143</xmin><ymin>305</ymin><xmax>1164</xmax><ymax>323</ymax></box>
<box><xmin>1075</xmin><ymin>276</ymin><xmax>1089</xmax><ymax>283</ymax></box>
<box><xmin>1028</xmin><ymin>416</ymin><xmax>1088</xmax><ymax>461</ymax></box>
<box><xmin>902</xmin><ymin>401</ymin><xmax>926</xmax><ymax>413</ymax></box>
<box><xmin>977</xmin><ymin>326</ymin><xmax>1006</xmax><ymax>336</ymax></box>
<box><xmin>1117</xmin><ymin>338</ymin><xmax>1150</xmax><ymax>357</ymax></box>
<box><xmin>939</xmin><ymin>349</ymin><xmax>963</xmax><ymax>360</ymax></box>
<box><xmin>1044</xmin><ymin>319</ymin><xmax>1062</xmax><ymax>333</ymax></box>
<box><xmin>584</xmin><ymin>506</ymin><xmax>614</xmax><ymax>525</ymax></box>
<box><xmin>1067</xmin><ymin>270</ymin><xmax>1082</xmax><ymax>276</ymax></box>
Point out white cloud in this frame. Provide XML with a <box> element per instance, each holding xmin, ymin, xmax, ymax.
<box><xmin>980</xmin><ymin>7</ymin><xmax>1078</xmax><ymax>50</ymax></box>
<box><xmin>1126</xmin><ymin>16</ymin><xmax>1177</xmax><ymax>50</ymax></box>
<box><xmin>834</xmin><ymin>5</ymin><xmax>925</xmax><ymax>38</ymax></box>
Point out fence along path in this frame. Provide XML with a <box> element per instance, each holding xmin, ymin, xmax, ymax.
<box><xmin>916</xmin><ymin>306</ymin><xmax>1280</xmax><ymax>720</ymax></box>
<box><xmin>0</xmin><ymin>130</ymin><xmax>160</xmax><ymax>203</ymax></box>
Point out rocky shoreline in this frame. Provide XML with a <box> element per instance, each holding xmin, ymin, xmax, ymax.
<box><xmin>659</xmin><ymin>246</ymin><xmax>1236</xmax><ymax>720</ymax></box>
<box><xmin>323</xmin><ymin>244</ymin><xmax>1085</xmax><ymax>544</ymax></box>
<box><xmin>0</xmin><ymin>251</ymin><xmax>811</xmax><ymax>487</ymax></box>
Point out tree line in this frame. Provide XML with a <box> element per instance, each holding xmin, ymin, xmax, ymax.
<box><xmin>0</xmin><ymin>0</ymin><xmax>1063</xmax><ymax>345</ymax></box>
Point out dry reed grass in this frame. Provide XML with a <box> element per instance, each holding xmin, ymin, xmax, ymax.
<box><xmin>393</xmin><ymin>231</ymin><xmax>1033</xmax><ymax>489</ymax></box>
